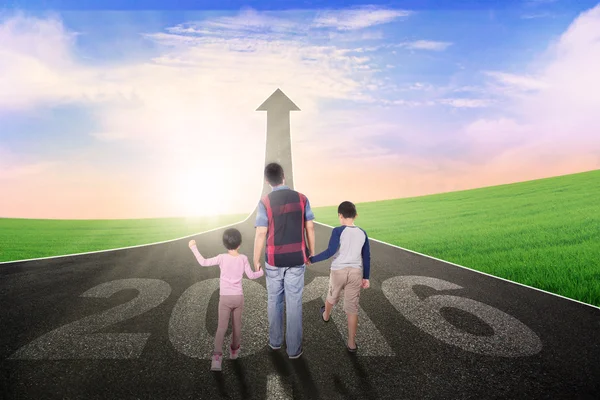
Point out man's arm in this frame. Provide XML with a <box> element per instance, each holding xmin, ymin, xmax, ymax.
<box><xmin>304</xmin><ymin>198</ymin><xmax>316</xmax><ymax>257</ymax></box>
<box><xmin>305</xmin><ymin>220</ymin><xmax>315</xmax><ymax>257</ymax></box>
<box><xmin>254</xmin><ymin>227</ymin><xmax>268</xmax><ymax>269</ymax></box>
<box><xmin>254</xmin><ymin>200</ymin><xmax>269</xmax><ymax>270</ymax></box>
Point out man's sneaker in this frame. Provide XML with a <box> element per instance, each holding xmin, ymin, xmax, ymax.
<box><xmin>268</xmin><ymin>343</ymin><xmax>282</xmax><ymax>350</ymax></box>
<box><xmin>288</xmin><ymin>348</ymin><xmax>303</xmax><ymax>359</ymax></box>
<box><xmin>230</xmin><ymin>346</ymin><xmax>240</xmax><ymax>360</ymax></box>
<box><xmin>211</xmin><ymin>353</ymin><xmax>222</xmax><ymax>371</ymax></box>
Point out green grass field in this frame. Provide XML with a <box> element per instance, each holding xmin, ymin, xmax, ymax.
<box><xmin>313</xmin><ymin>169</ymin><xmax>600</xmax><ymax>307</ymax></box>
<box><xmin>0</xmin><ymin>214</ymin><xmax>247</xmax><ymax>262</ymax></box>
<box><xmin>1</xmin><ymin>170</ymin><xmax>598</xmax><ymax>307</ymax></box>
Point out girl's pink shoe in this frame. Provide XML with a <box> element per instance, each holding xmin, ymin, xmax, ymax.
<box><xmin>230</xmin><ymin>346</ymin><xmax>240</xmax><ymax>360</ymax></box>
<box><xmin>211</xmin><ymin>353</ymin><xmax>222</xmax><ymax>371</ymax></box>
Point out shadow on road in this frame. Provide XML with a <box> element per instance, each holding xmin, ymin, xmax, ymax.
<box><xmin>333</xmin><ymin>374</ymin><xmax>355</xmax><ymax>400</ymax></box>
<box><xmin>211</xmin><ymin>371</ymin><xmax>229</xmax><ymax>398</ymax></box>
<box><xmin>268</xmin><ymin>349</ymin><xmax>293</xmax><ymax>377</ymax></box>
<box><xmin>268</xmin><ymin>349</ymin><xmax>321</xmax><ymax>399</ymax></box>
<box><xmin>331</xmin><ymin>353</ymin><xmax>380</xmax><ymax>400</ymax></box>
<box><xmin>232</xmin><ymin>359</ymin><xmax>251</xmax><ymax>399</ymax></box>
<box><xmin>290</xmin><ymin>356</ymin><xmax>320</xmax><ymax>400</ymax></box>
<box><xmin>348</xmin><ymin>352</ymin><xmax>378</xmax><ymax>400</ymax></box>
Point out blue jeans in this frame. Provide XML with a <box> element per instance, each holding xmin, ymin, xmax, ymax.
<box><xmin>264</xmin><ymin>262</ymin><xmax>306</xmax><ymax>357</ymax></box>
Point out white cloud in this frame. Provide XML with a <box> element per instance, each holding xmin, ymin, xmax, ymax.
<box><xmin>468</xmin><ymin>3</ymin><xmax>600</xmax><ymax>167</ymax></box>
<box><xmin>0</xmin><ymin>11</ymin><xmax>383</xmax><ymax>128</ymax></box>
<box><xmin>492</xmin><ymin>4</ymin><xmax>600</xmax><ymax>129</ymax></box>
<box><xmin>0</xmin><ymin>9</ymin><xmax>410</xmax><ymax>217</ymax></box>
<box><xmin>165</xmin><ymin>9</ymin><xmax>310</xmax><ymax>40</ymax></box>
<box><xmin>195</xmin><ymin>8</ymin><xmax>302</xmax><ymax>33</ymax></box>
<box><xmin>398</xmin><ymin>40</ymin><xmax>453</xmax><ymax>51</ymax></box>
<box><xmin>0</xmin><ymin>145</ymin><xmax>60</xmax><ymax>180</ymax></box>
<box><xmin>378</xmin><ymin>97</ymin><xmax>491</xmax><ymax>108</ymax></box>
<box><xmin>0</xmin><ymin>161</ymin><xmax>59</xmax><ymax>180</ymax></box>
<box><xmin>464</xmin><ymin>118</ymin><xmax>530</xmax><ymax>146</ymax></box>
<box><xmin>408</xmin><ymin>82</ymin><xmax>434</xmax><ymax>91</ymax></box>
<box><xmin>0</xmin><ymin>8</ymin><xmax>406</xmax><ymax>116</ymax></box>
<box><xmin>524</xmin><ymin>0</ymin><xmax>559</xmax><ymax>6</ymax></box>
<box><xmin>521</xmin><ymin>12</ymin><xmax>555</xmax><ymax>19</ymax></box>
<box><xmin>168</xmin><ymin>6</ymin><xmax>411</xmax><ymax>36</ymax></box>
<box><xmin>485</xmin><ymin>71</ymin><xmax>549</xmax><ymax>91</ymax></box>
<box><xmin>3</xmin><ymin>4</ymin><xmax>600</xmax><ymax>218</ymax></box>
<box><xmin>312</xmin><ymin>6</ymin><xmax>411</xmax><ymax>30</ymax></box>
<box><xmin>439</xmin><ymin>98</ymin><xmax>492</xmax><ymax>108</ymax></box>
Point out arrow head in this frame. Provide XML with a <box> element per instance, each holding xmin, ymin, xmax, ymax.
<box><xmin>256</xmin><ymin>88</ymin><xmax>301</xmax><ymax>112</ymax></box>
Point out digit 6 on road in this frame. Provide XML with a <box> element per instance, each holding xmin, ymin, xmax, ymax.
<box><xmin>381</xmin><ymin>276</ymin><xmax>543</xmax><ymax>357</ymax></box>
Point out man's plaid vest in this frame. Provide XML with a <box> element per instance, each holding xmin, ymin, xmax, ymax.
<box><xmin>261</xmin><ymin>188</ymin><xmax>309</xmax><ymax>268</ymax></box>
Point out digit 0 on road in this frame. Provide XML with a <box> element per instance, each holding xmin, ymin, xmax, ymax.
<box><xmin>169</xmin><ymin>278</ymin><xmax>269</xmax><ymax>360</ymax></box>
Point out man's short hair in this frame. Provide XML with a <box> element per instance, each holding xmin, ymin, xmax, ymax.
<box><xmin>222</xmin><ymin>228</ymin><xmax>242</xmax><ymax>250</ymax></box>
<box><xmin>338</xmin><ymin>201</ymin><xmax>357</xmax><ymax>219</ymax></box>
<box><xmin>264</xmin><ymin>163</ymin><xmax>284</xmax><ymax>186</ymax></box>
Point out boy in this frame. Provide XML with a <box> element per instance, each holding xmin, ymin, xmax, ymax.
<box><xmin>308</xmin><ymin>201</ymin><xmax>370</xmax><ymax>353</ymax></box>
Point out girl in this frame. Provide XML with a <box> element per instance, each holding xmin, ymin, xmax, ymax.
<box><xmin>188</xmin><ymin>228</ymin><xmax>263</xmax><ymax>371</ymax></box>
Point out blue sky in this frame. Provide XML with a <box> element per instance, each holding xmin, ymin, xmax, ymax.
<box><xmin>1</xmin><ymin>1</ymin><xmax>599</xmax><ymax>218</ymax></box>
<box><xmin>5</xmin><ymin>0</ymin><xmax>596</xmax><ymax>11</ymax></box>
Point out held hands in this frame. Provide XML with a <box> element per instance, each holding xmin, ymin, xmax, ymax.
<box><xmin>188</xmin><ymin>240</ymin><xmax>196</xmax><ymax>249</ymax></box>
<box><xmin>254</xmin><ymin>262</ymin><xmax>262</xmax><ymax>272</ymax></box>
<box><xmin>362</xmin><ymin>279</ymin><xmax>370</xmax><ymax>289</ymax></box>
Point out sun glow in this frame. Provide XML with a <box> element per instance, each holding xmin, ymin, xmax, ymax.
<box><xmin>172</xmin><ymin>172</ymin><xmax>234</xmax><ymax>217</ymax></box>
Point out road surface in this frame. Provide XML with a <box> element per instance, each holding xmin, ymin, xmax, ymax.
<box><xmin>1</xmin><ymin>211</ymin><xmax>599</xmax><ymax>399</ymax></box>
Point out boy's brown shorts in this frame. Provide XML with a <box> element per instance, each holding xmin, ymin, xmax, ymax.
<box><xmin>326</xmin><ymin>267</ymin><xmax>363</xmax><ymax>315</ymax></box>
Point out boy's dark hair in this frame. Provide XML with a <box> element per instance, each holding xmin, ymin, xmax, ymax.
<box><xmin>338</xmin><ymin>201</ymin><xmax>357</xmax><ymax>219</ymax></box>
<box><xmin>264</xmin><ymin>163</ymin><xmax>284</xmax><ymax>186</ymax></box>
<box><xmin>222</xmin><ymin>228</ymin><xmax>242</xmax><ymax>250</ymax></box>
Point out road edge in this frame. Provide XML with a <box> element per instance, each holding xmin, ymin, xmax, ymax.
<box><xmin>313</xmin><ymin>221</ymin><xmax>600</xmax><ymax>311</ymax></box>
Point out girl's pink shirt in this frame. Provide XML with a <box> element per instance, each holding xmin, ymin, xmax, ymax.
<box><xmin>190</xmin><ymin>245</ymin><xmax>264</xmax><ymax>296</ymax></box>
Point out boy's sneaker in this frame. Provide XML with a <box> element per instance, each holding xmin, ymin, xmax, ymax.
<box><xmin>230</xmin><ymin>346</ymin><xmax>240</xmax><ymax>360</ymax></box>
<box><xmin>211</xmin><ymin>353</ymin><xmax>222</xmax><ymax>371</ymax></box>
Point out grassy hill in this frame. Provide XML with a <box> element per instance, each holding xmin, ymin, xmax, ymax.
<box><xmin>1</xmin><ymin>169</ymin><xmax>598</xmax><ymax>306</ymax></box>
<box><xmin>313</xmin><ymin>169</ymin><xmax>600</xmax><ymax>307</ymax></box>
<box><xmin>0</xmin><ymin>214</ymin><xmax>246</xmax><ymax>263</ymax></box>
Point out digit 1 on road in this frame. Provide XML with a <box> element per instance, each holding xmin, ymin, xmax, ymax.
<box><xmin>381</xmin><ymin>276</ymin><xmax>543</xmax><ymax>357</ymax></box>
<box><xmin>303</xmin><ymin>276</ymin><xmax>395</xmax><ymax>356</ymax></box>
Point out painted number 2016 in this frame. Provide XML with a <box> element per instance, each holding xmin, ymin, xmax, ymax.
<box><xmin>9</xmin><ymin>275</ymin><xmax>542</xmax><ymax>360</ymax></box>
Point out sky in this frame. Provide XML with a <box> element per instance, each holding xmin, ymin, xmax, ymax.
<box><xmin>1</xmin><ymin>0</ymin><xmax>599</xmax><ymax>219</ymax></box>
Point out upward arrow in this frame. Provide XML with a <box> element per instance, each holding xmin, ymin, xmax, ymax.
<box><xmin>257</xmin><ymin>88</ymin><xmax>301</xmax><ymax>197</ymax></box>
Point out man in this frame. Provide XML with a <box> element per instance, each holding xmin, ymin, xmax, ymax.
<box><xmin>254</xmin><ymin>162</ymin><xmax>316</xmax><ymax>359</ymax></box>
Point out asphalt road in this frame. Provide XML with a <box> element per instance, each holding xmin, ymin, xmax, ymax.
<box><xmin>1</xmin><ymin>213</ymin><xmax>599</xmax><ymax>399</ymax></box>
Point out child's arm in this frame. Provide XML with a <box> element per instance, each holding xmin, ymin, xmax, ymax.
<box><xmin>243</xmin><ymin>256</ymin><xmax>264</xmax><ymax>279</ymax></box>
<box><xmin>309</xmin><ymin>227</ymin><xmax>342</xmax><ymax>263</ymax></box>
<box><xmin>360</xmin><ymin>229</ymin><xmax>371</xmax><ymax>288</ymax></box>
<box><xmin>188</xmin><ymin>240</ymin><xmax>221</xmax><ymax>267</ymax></box>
